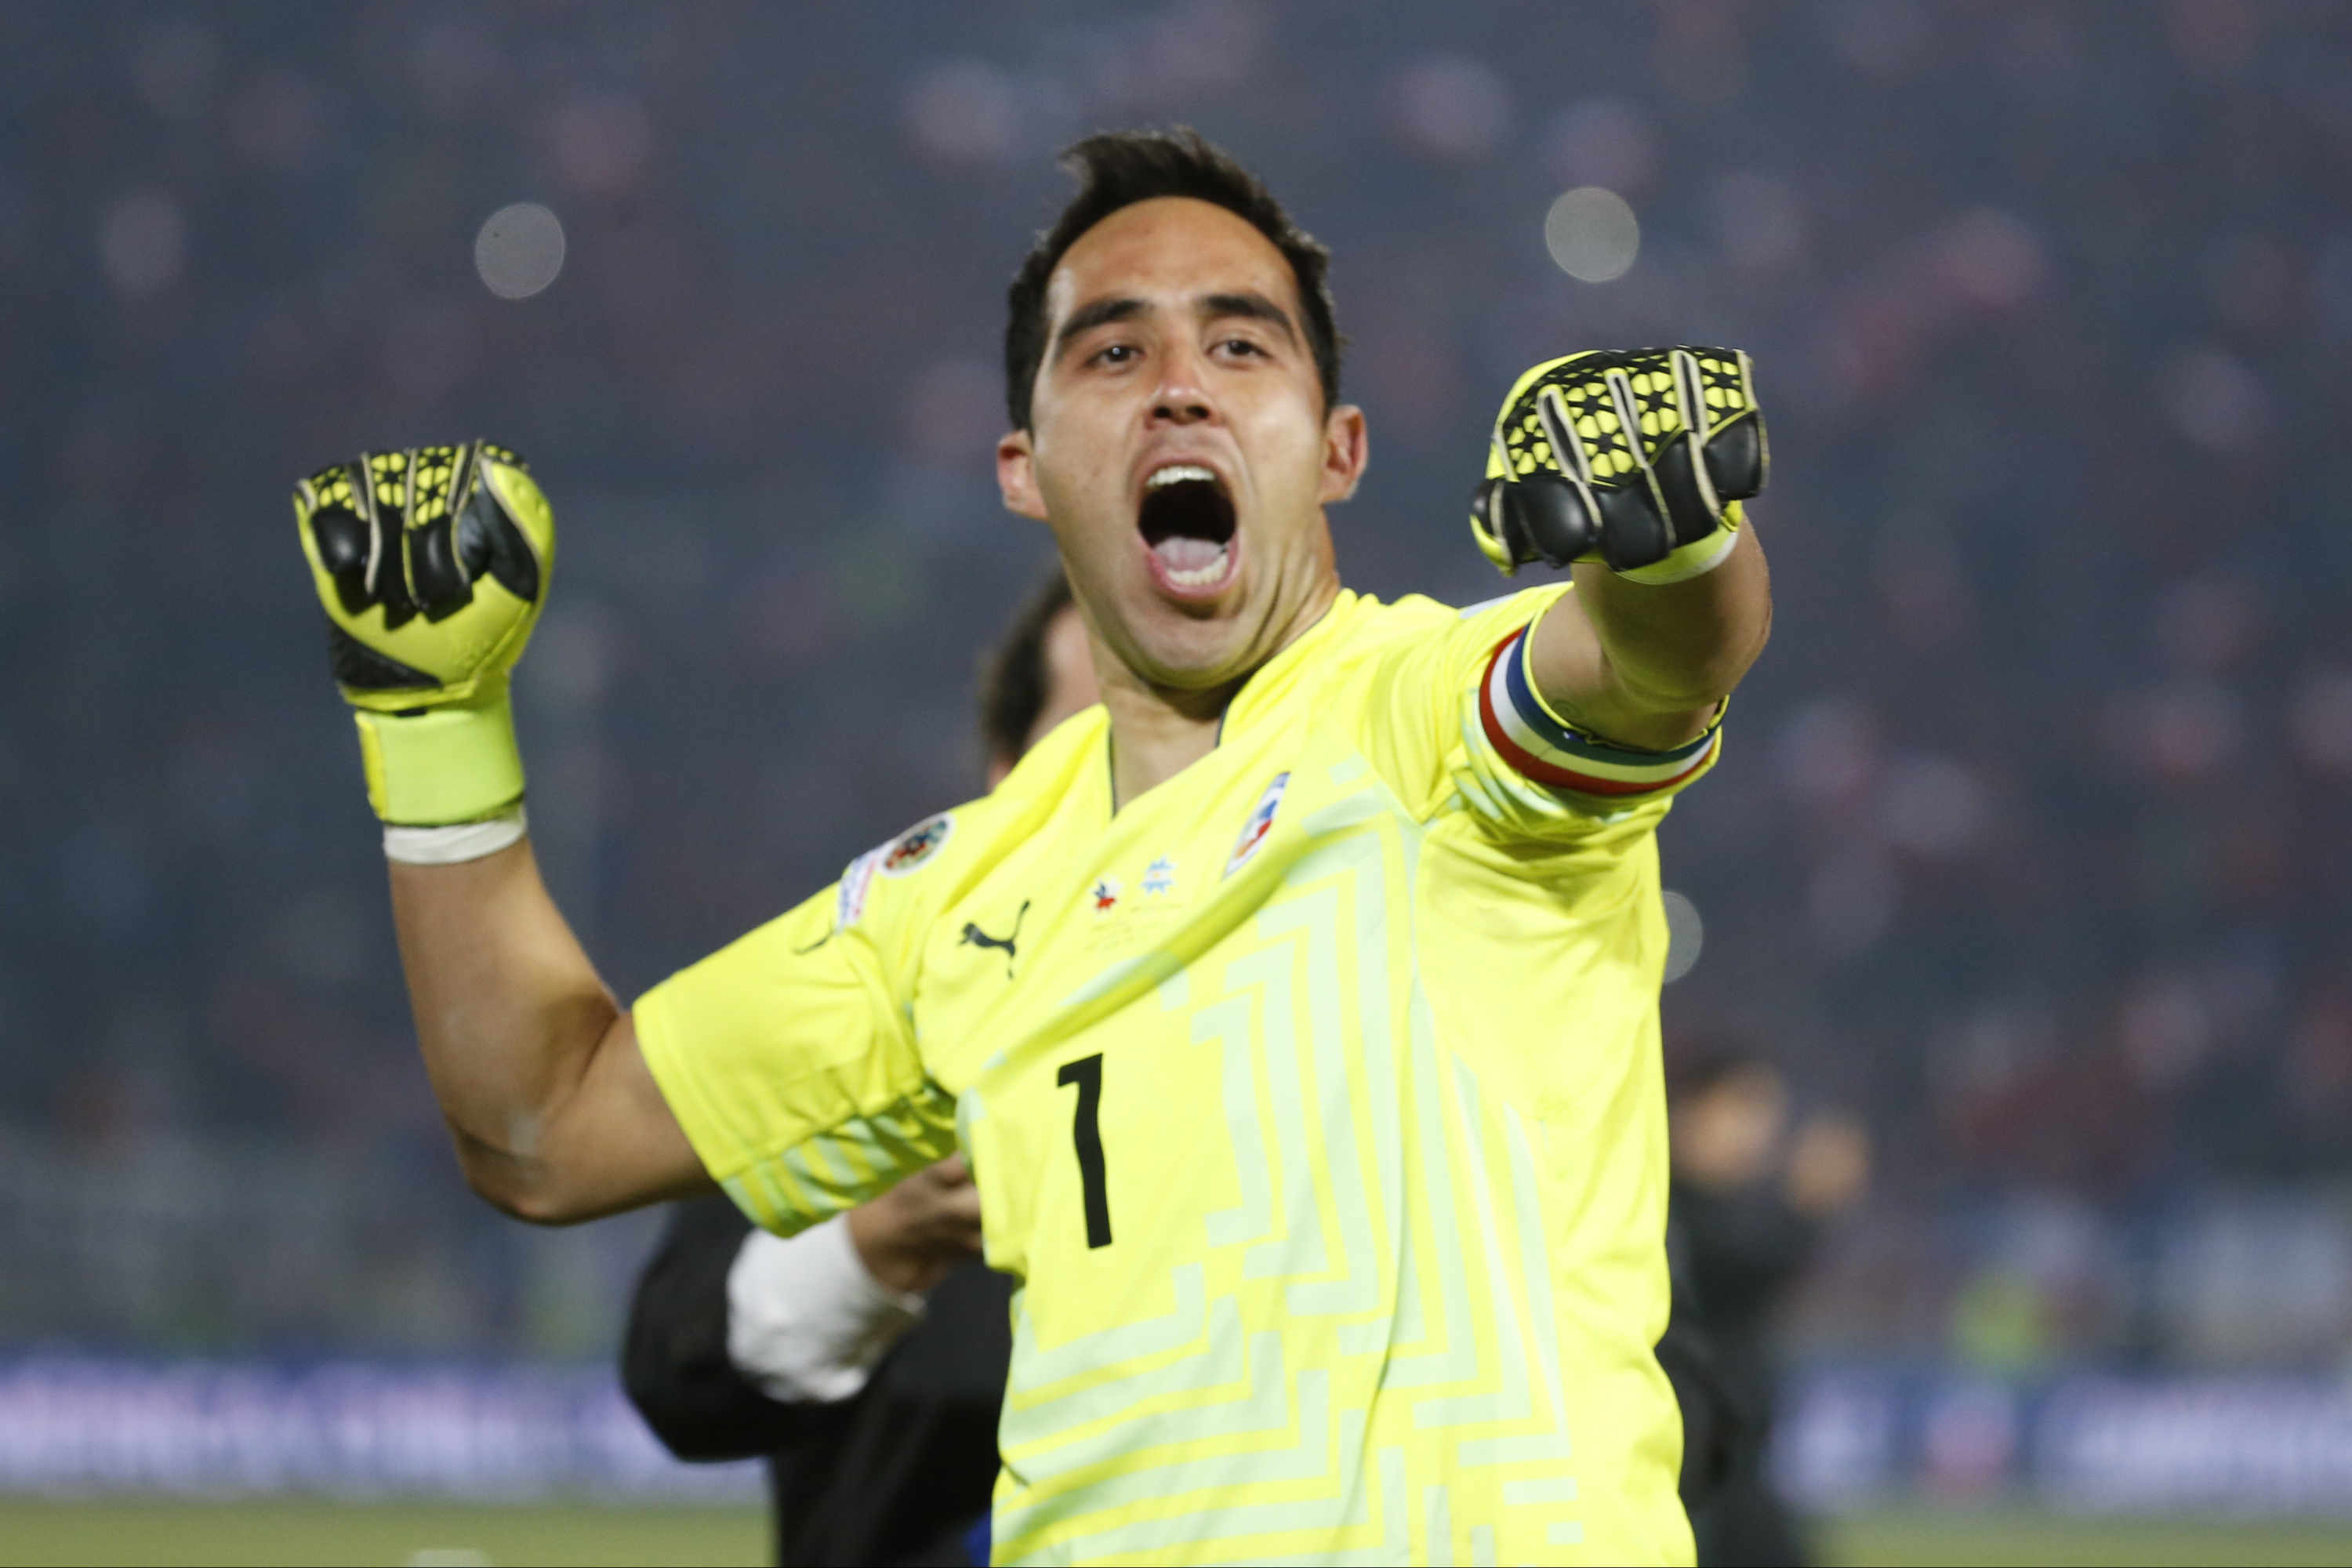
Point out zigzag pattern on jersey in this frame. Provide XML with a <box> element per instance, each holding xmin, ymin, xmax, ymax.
<box><xmin>990</xmin><ymin>768</ymin><xmax>1585</xmax><ymax>1566</ymax></box>
<box><xmin>722</xmin><ymin>1080</ymin><xmax>960</xmax><ymax>1238</ymax></box>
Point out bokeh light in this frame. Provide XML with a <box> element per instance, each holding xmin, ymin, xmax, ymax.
<box><xmin>1543</xmin><ymin>185</ymin><xmax>1639</xmax><ymax>282</ymax></box>
<box><xmin>1662</xmin><ymin>890</ymin><xmax>1704</xmax><ymax>984</ymax></box>
<box><xmin>474</xmin><ymin>202</ymin><xmax>565</xmax><ymax>301</ymax></box>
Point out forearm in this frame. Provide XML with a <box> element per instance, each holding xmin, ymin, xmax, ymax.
<box><xmin>390</xmin><ymin>837</ymin><xmax>698</xmax><ymax>1220</ymax></box>
<box><xmin>1576</xmin><ymin>525</ymin><xmax>1770</xmax><ymax>706</ymax></box>
<box><xmin>1535</xmin><ymin>525</ymin><xmax>1772</xmax><ymax>749</ymax></box>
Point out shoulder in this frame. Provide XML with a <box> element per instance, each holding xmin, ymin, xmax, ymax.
<box><xmin>840</xmin><ymin>707</ymin><xmax>1106</xmax><ymax>938</ymax></box>
<box><xmin>1443</xmin><ymin>583</ymin><xmax>1575</xmax><ymax>648</ymax></box>
<box><xmin>993</xmin><ymin>702</ymin><xmax>1109</xmax><ymax>806</ymax></box>
<box><xmin>1323</xmin><ymin>584</ymin><xmax>1573</xmax><ymax>683</ymax></box>
<box><xmin>1332</xmin><ymin>588</ymin><xmax>1453</xmax><ymax>646</ymax></box>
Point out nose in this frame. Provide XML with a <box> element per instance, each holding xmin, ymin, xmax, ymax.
<box><xmin>1149</xmin><ymin>345</ymin><xmax>1218</xmax><ymax>426</ymax></box>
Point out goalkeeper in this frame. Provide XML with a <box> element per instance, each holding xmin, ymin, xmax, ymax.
<box><xmin>296</xmin><ymin>129</ymin><xmax>1770</xmax><ymax>1565</ymax></box>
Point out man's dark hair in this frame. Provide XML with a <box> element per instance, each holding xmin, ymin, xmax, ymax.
<box><xmin>978</xmin><ymin>569</ymin><xmax>1077</xmax><ymax>769</ymax></box>
<box><xmin>1004</xmin><ymin>127</ymin><xmax>1343</xmax><ymax>431</ymax></box>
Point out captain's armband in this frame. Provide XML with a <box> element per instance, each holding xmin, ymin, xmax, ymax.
<box><xmin>1475</xmin><ymin>626</ymin><xmax>1721</xmax><ymax>797</ymax></box>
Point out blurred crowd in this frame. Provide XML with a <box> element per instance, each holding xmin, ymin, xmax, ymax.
<box><xmin>2</xmin><ymin>1</ymin><xmax>2350</xmax><ymax>1369</ymax></box>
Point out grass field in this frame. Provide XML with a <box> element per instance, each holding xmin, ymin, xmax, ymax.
<box><xmin>0</xmin><ymin>1500</ymin><xmax>769</xmax><ymax>1567</ymax></box>
<box><xmin>3</xmin><ymin>1499</ymin><xmax>2351</xmax><ymax>1566</ymax></box>
<box><xmin>1820</xmin><ymin>1507</ymin><xmax>2352</xmax><ymax>1566</ymax></box>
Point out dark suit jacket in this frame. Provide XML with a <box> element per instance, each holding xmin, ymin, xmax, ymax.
<box><xmin>622</xmin><ymin>1197</ymin><xmax>1011</xmax><ymax>1567</ymax></box>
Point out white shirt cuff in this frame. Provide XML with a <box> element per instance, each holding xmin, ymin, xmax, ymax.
<box><xmin>725</xmin><ymin>1213</ymin><xmax>930</xmax><ymax>1404</ymax></box>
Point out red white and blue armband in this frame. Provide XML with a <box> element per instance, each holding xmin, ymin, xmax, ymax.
<box><xmin>1477</xmin><ymin>626</ymin><xmax>1719</xmax><ymax>797</ymax></box>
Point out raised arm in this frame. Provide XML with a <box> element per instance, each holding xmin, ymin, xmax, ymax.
<box><xmin>1470</xmin><ymin>346</ymin><xmax>1773</xmax><ymax>748</ymax></box>
<box><xmin>294</xmin><ymin>445</ymin><xmax>706</xmax><ymax>1223</ymax></box>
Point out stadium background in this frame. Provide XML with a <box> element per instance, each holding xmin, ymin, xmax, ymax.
<box><xmin>4</xmin><ymin>1</ymin><xmax>2352</xmax><ymax>1563</ymax></box>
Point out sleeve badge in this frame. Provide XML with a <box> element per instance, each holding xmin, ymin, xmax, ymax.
<box><xmin>880</xmin><ymin>812</ymin><xmax>954</xmax><ymax>877</ymax></box>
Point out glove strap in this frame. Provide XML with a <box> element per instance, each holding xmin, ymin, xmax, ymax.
<box><xmin>1616</xmin><ymin>501</ymin><xmax>1744</xmax><ymax>586</ymax></box>
<box><xmin>354</xmin><ymin>684</ymin><xmax>525</xmax><ymax>826</ymax></box>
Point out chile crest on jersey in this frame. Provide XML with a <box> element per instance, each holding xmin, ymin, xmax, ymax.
<box><xmin>1224</xmin><ymin>772</ymin><xmax>1290</xmax><ymax>877</ymax></box>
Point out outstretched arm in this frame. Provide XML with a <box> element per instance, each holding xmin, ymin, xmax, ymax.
<box><xmin>1470</xmin><ymin>346</ymin><xmax>1773</xmax><ymax>749</ymax></box>
<box><xmin>390</xmin><ymin>840</ymin><xmax>709</xmax><ymax>1223</ymax></box>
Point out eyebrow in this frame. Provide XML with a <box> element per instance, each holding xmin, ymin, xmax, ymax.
<box><xmin>1051</xmin><ymin>296</ymin><xmax>1147</xmax><ymax>361</ymax></box>
<box><xmin>1050</xmin><ymin>290</ymin><xmax>1302</xmax><ymax>364</ymax></box>
<box><xmin>1200</xmin><ymin>292</ymin><xmax>1299</xmax><ymax>344</ymax></box>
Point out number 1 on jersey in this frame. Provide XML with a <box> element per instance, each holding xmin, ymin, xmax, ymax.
<box><xmin>1057</xmin><ymin>1054</ymin><xmax>1112</xmax><ymax>1249</ymax></box>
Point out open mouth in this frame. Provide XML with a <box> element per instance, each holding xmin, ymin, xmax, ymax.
<box><xmin>1138</xmin><ymin>464</ymin><xmax>1237</xmax><ymax>592</ymax></box>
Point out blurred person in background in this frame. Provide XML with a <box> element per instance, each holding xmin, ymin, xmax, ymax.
<box><xmin>625</xmin><ymin>575</ymin><xmax>1094</xmax><ymax>1567</ymax></box>
<box><xmin>1666</xmin><ymin>1040</ymin><xmax>1870</xmax><ymax>1568</ymax></box>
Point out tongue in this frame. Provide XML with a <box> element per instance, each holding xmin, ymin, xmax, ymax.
<box><xmin>1152</xmin><ymin>535</ymin><xmax>1226</xmax><ymax>573</ymax></box>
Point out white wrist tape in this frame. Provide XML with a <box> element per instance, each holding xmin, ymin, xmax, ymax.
<box><xmin>383</xmin><ymin>804</ymin><xmax>528</xmax><ymax>866</ymax></box>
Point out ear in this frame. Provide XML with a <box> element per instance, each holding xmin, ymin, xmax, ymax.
<box><xmin>997</xmin><ymin>428</ymin><xmax>1049</xmax><ymax>522</ymax></box>
<box><xmin>1318</xmin><ymin>403</ymin><xmax>1369</xmax><ymax>505</ymax></box>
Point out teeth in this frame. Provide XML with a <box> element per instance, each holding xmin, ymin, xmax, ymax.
<box><xmin>1161</xmin><ymin>544</ymin><xmax>1230</xmax><ymax>588</ymax></box>
<box><xmin>1146</xmin><ymin>463</ymin><xmax>1217</xmax><ymax>489</ymax></box>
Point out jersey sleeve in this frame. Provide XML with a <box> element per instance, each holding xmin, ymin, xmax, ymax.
<box><xmin>633</xmin><ymin>832</ymin><xmax>962</xmax><ymax>1239</ymax></box>
<box><xmin>1364</xmin><ymin>585</ymin><xmax>1724</xmax><ymax>840</ymax></box>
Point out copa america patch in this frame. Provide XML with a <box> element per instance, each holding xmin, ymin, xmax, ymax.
<box><xmin>881</xmin><ymin>812</ymin><xmax>954</xmax><ymax>877</ymax></box>
<box><xmin>1225</xmin><ymin>772</ymin><xmax>1290</xmax><ymax>877</ymax></box>
<box><xmin>835</xmin><ymin>811</ymin><xmax>953</xmax><ymax>930</ymax></box>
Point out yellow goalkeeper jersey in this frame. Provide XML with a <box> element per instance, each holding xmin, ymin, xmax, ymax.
<box><xmin>636</xmin><ymin>586</ymin><xmax>1722</xmax><ymax>1566</ymax></box>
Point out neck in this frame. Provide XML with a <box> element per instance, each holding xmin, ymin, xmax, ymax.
<box><xmin>1091</xmin><ymin>577</ymin><xmax>1341</xmax><ymax>811</ymax></box>
<box><xmin>1101</xmin><ymin>673</ymin><xmax>1228</xmax><ymax>811</ymax></box>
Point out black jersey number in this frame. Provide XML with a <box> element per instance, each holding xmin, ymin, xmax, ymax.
<box><xmin>1057</xmin><ymin>1054</ymin><xmax>1112</xmax><ymax>1249</ymax></box>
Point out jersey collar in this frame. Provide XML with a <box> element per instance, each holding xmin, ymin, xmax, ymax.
<box><xmin>1218</xmin><ymin>588</ymin><xmax>1363</xmax><ymax>741</ymax></box>
<box><xmin>1093</xmin><ymin>589</ymin><xmax>1363</xmax><ymax>819</ymax></box>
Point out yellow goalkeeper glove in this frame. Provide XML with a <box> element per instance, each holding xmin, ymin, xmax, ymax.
<box><xmin>293</xmin><ymin>442</ymin><xmax>554</xmax><ymax>826</ymax></box>
<box><xmin>1470</xmin><ymin>345</ymin><xmax>1766</xmax><ymax>581</ymax></box>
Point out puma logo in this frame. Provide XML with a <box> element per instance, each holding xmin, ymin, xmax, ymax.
<box><xmin>959</xmin><ymin>901</ymin><xmax>1029</xmax><ymax>978</ymax></box>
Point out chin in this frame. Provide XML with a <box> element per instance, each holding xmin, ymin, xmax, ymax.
<box><xmin>1120</xmin><ymin>603</ymin><xmax>1258</xmax><ymax>691</ymax></box>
